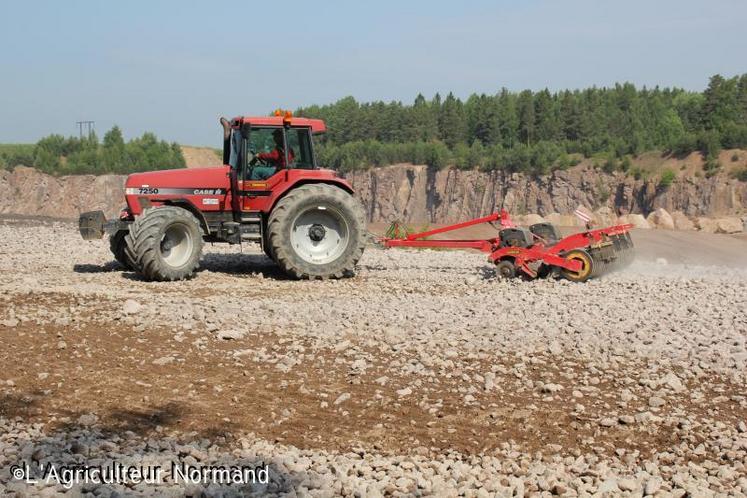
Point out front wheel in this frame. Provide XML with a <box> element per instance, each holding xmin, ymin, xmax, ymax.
<box><xmin>267</xmin><ymin>184</ymin><xmax>366</xmax><ymax>279</ymax></box>
<box><xmin>109</xmin><ymin>230</ymin><xmax>135</xmax><ymax>270</ymax></box>
<box><xmin>125</xmin><ymin>206</ymin><xmax>204</xmax><ymax>281</ymax></box>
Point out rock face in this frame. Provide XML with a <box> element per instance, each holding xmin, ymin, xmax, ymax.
<box><xmin>1</xmin><ymin>163</ymin><xmax>745</xmax><ymax>228</ymax></box>
<box><xmin>346</xmin><ymin>163</ymin><xmax>747</xmax><ymax>224</ymax></box>
<box><xmin>0</xmin><ymin>166</ymin><xmax>126</xmax><ymax>219</ymax></box>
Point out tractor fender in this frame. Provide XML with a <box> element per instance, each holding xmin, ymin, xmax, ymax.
<box><xmin>161</xmin><ymin>199</ymin><xmax>210</xmax><ymax>235</ymax></box>
<box><xmin>267</xmin><ymin>178</ymin><xmax>355</xmax><ymax>214</ymax></box>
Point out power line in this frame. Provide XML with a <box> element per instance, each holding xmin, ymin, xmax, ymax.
<box><xmin>76</xmin><ymin>121</ymin><xmax>95</xmax><ymax>139</ymax></box>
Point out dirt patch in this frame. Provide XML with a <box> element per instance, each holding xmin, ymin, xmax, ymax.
<box><xmin>180</xmin><ymin>146</ymin><xmax>221</xmax><ymax>168</ymax></box>
<box><xmin>1</xmin><ymin>292</ymin><xmax>744</xmax><ymax>463</ymax></box>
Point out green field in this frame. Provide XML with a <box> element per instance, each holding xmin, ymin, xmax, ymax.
<box><xmin>0</xmin><ymin>143</ymin><xmax>35</xmax><ymax>155</ymax></box>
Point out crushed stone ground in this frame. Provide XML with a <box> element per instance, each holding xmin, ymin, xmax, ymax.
<box><xmin>0</xmin><ymin>219</ymin><xmax>746</xmax><ymax>496</ymax></box>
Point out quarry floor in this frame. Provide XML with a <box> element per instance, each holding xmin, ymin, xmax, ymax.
<box><xmin>0</xmin><ymin>217</ymin><xmax>745</xmax><ymax>496</ymax></box>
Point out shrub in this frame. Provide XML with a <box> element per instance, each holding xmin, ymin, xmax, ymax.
<box><xmin>697</xmin><ymin>130</ymin><xmax>721</xmax><ymax>159</ymax></box>
<box><xmin>721</xmin><ymin>123</ymin><xmax>747</xmax><ymax>149</ymax></box>
<box><xmin>596</xmin><ymin>179</ymin><xmax>610</xmax><ymax>204</ymax></box>
<box><xmin>555</xmin><ymin>153</ymin><xmax>571</xmax><ymax>170</ymax></box>
<box><xmin>659</xmin><ymin>169</ymin><xmax>675</xmax><ymax>188</ymax></box>
<box><xmin>704</xmin><ymin>158</ymin><xmax>720</xmax><ymax>173</ymax></box>
<box><xmin>602</xmin><ymin>156</ymin><xmax>617</xmax><ymax>174</ymax></box>
<box><xmin>670</xmin><ymin>133</ymin><xmax>698</xmax><ymax>157</ymax></box>
<box><xmin>703</xmin><ymin>158</ymin><xmax>720</xmax><ymax>178</ymax></box>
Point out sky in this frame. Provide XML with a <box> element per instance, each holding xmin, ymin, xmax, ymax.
<box><xmin>1</xmin><ymin>0</ymin><xmax>746</xmax><ymax>146</ymax></box>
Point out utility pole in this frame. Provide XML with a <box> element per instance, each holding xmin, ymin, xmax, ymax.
<box><xmin>76</xmin><ymin>121</ymin><xmax>95</xmax><ymax>139</ymax></box>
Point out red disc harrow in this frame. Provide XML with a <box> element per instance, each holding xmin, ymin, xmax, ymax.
<box><xmin>381</xmin><ymin>210</ymin><xmax>634</xmax><ymax>282</ymax></box>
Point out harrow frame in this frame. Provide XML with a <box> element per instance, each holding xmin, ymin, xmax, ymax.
<box><xmin>381</xmin><ymin>210</ymin><xmax>634</xmax><ymax>281</ymax></box>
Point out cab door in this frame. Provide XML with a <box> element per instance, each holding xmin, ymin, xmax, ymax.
<box><xmin>239</xmin><ymin>126</ymin><xmax>315</xmax><ymax>212</ymax></box>
<box><xmin>238</xmin><ymin>126</ymin><xmax>283</xmax><ymax>212</ymax></box>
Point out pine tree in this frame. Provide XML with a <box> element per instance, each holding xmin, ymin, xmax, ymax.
<box><xmin>534</xmin><ymin>89</ymin><xmax>560</xmax><ymax>142</ymax></box>
<box><xmin>517</xmin><ymin>90</ymin><xmax>535</xmax><ymax>146</ymax></box>
<box><xmin>438</xmin><ymin>92</ymin><xmax>468</xmax><ymax>148</ymax></box>
<box><xmin>496</xmin><ymin>88</ymin><xmax>519</xmax><ymax>148</ymax></box>
<box><xmin>702</xmin><ymin>74</ymin><xmax>739</xmax><ymax>130</ymax></box>
<box><xmin>560</xmin><ymin>91</ymin><xmax>582</xmax><ymax>142</ymax></box>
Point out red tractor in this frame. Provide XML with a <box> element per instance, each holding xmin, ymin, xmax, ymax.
<box><xmin>79</xmin><ymin>112</ymin><xmax>367</xmax><ymax>281</ymax></box>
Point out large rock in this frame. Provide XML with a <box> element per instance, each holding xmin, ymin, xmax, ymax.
<box><xmin>619</xmin><ymin>214</ymin><xmax>650</xmax><ymax>229</ymax></box>
<box><xmin>646</xmin><ymin>208</ymin><xmax>674</xmax><ymax>230</ymax></box>
<box><xmin>695</xmin><ymin>217</ymin><xmax>718</xmax><ymax>233</ymax></box>
<box><xmin>715</xmin><ymin>217</ymin><xmax>743</xmax><ymax>234</ymax></box>
<box><xmin>545</xmin><ymin>212</ymin><xmax>585</xmax><ymax>227</ymax></box>
<box><xmin>520</xmin><ymin>213</ymin><xmax>545</xmax><ymax>226</ymax></box>
<box><xmin>670</xmin><ymin>211</ymin><xmax>695</xmax><ymax>231</ymax></box>
<box><xmin>594</xmin><ymin>207</ymin><xmax>617</xmax><ymax>226</ymax></box>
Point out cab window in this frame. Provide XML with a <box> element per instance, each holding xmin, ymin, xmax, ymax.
<box><xmin>285</xmin><ymin>128</ymin><xmax>315</xmax><ymax>169</ymax></box>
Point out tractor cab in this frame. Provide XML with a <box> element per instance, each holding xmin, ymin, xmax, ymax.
<box><xmin>222</xmin><ymin>111</ymin><xmax>326</xmax><ymax>182</ymax></box>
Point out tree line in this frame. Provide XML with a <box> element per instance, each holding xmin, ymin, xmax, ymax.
<box><xmin>0</xmin><ymin>126</ymin><xmax>185</xmax><ymax>175</ymax></box>
<box><xmin>3</xmin><ymin>75</ymin><xmax>745</xmax><ymax>178</ymax></box>
<box><xmin>298</xmin><ymin>74</ymin><xmax>747</xmax><ymax>175</ymax></box>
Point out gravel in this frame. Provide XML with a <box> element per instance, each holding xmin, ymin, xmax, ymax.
<box><xmin>0</xmin><ymin>219</ymin><xmax>746</xmax><ymax>496</ymax></box>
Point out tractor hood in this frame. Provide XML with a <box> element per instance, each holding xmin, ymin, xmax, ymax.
<box><xmin>125</xmin><ymin>165</ymin><xmax>230</xmax><ymax>190</ymax></box>
<box><xmin>123</xmin><ymin>165</ymin><xmax>232</xmax><ymax>216</ymax></box>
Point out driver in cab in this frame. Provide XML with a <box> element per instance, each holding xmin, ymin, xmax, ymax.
<box><xmin>251</xmin><ymin>129</ymin><xmax>294</xmax><ymax>179</ymax></box>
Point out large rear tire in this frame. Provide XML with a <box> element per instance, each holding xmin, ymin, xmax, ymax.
<box><xmin>109</xmin><ymin>230</ymin><xmax>135</xmax><ymax>270</ymax></box>
<box><xmin>125</xmin><ymin>206</ymin><xmax>204</xmax><ymax>281</ymax></box>
<box><xmin>268</xmin><ymin>184</ymin><xmax>366</xmax><ymax>279</ymax></box>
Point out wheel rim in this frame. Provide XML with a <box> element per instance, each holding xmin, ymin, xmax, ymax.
<box><xmin>290</xmin><ymin>205</ymin><xmax>349</xmax><ymax>265</ymax></box>
<box><xmin>564</xmin><ymin>251</ymin><xmax>592</xmax><ymax>281</ymax></box>
<box><xmin>160</xmin><ymin>223</ymin><xmax>194</xmax><ymax>268</ymax></box>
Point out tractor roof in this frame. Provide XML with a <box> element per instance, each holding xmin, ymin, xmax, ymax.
<box><xmin>232</xmin><ymin>116</ymin><xmax>326</xmax><ymax>134</ymax></box>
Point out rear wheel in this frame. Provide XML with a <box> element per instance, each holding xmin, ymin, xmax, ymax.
<box><xmin>125</xmin><ymin>206</ymin><xmax>204</xmax><ymax>281</ymax></box>
<box><xmin>561</xmin><ymin>249</ymin><xmax>594</xmax><ymax>282</ymax></box>
<box><xmin>268</xmin><ymin>184</ymin><xmax>366</xmax><ymax>279</ymax></box>
<box><xmin>109</xmin><ymin>230</ymin><xmax>135</xmax><ymax>270</ymax></box>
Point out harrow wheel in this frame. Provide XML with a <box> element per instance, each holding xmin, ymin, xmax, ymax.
<box><xmin>561</xmin><ymin>249</ymin><xmax>594</xmax><ymax>283</ymax></box>
<box><xmin>496</xmin><ymin>259</ymin><xmax>516</xmax><ymax>279</ymax></box>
